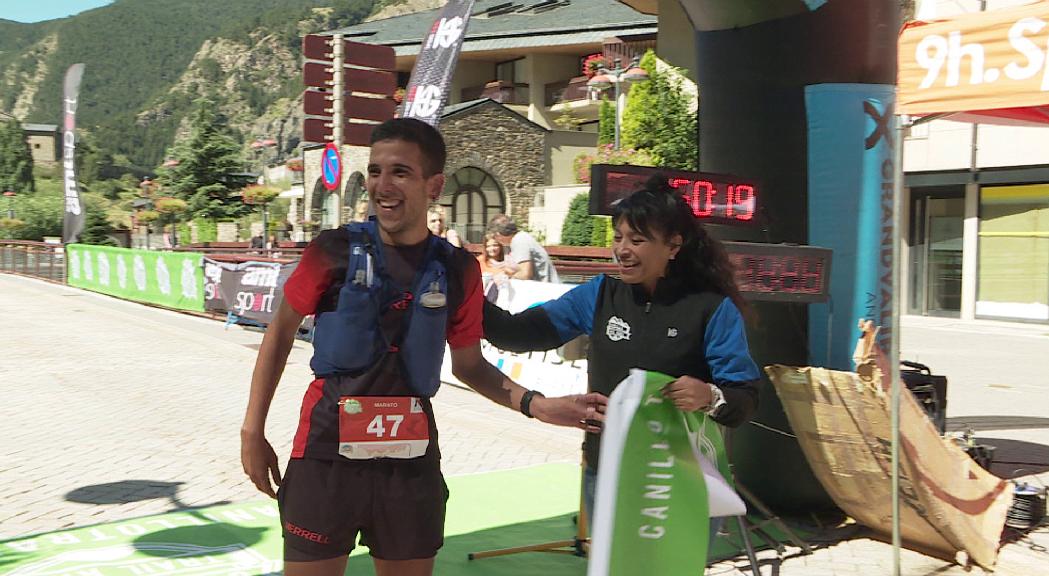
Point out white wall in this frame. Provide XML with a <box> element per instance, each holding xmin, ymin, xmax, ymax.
<box><xmin>528</xmin><ymin>184</ymin><xmax>590</xmax><ymax>245</ymax></box>
<box><xmin>904</xmin><ymin>117</ymin><xmax>1049</xmax><ymax>172</ymax></box>
<box><xmin>524</xmin><ymin>53</ymin><xmax>585</xmax><ymax>129</ymax></box>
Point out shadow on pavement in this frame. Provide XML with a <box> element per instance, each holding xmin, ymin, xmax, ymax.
<box><xmin>66</xmin><ymin>480</ymin><xmax>185</xmax><ymax>505</ymax></box>
<box><xmin>0</xmin><ymin>550</ymin><xmax>32</xmax><ymax>573</ymax></box>
<box><xmin>947</xmin><ymin>416</ymin><xmax>1049</xmax><ymax>433</ymax></box>
<box><xmin>340</xmin><ymin>512</ymin><xmax>828</xmax><ymax>576</ymax></box>
<box><xmin>978</xmin><ymin>437</ymin><xmax>1049</xmax><ymax>479</ymax></box>
<box><xmin>131</xmin><ymin>524</ymin><xmax>267</xmax><ymax>558</ymax></box>
<box><xmin>65</xmin><ymin>479</ymin><xmax>230</xmax><ymax>511</ymax></box>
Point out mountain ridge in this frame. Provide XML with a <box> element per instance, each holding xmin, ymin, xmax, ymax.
<box><xmin>0</xmin><ymin>0</ymin><xmax>412</xmax><ymax>173</ymax></box>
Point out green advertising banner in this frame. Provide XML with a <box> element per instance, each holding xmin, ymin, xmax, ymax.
<box><xmin>588</xmin><ymin>370</ymin><xmax>744</xmax><ymax>576</ymax></box>
<box><xmin>65</xmin><ymin>245</ymin><xmax>205</xmax><ymax>312</ymax></box>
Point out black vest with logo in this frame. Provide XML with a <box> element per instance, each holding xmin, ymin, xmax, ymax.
<box><xmin>585</xmin><ymin>275</ymin><xmax>727</xmax><ymax>467</ymax></box>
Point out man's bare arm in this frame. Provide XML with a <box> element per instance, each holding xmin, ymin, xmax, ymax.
<box><xmin>240</xmin><ymin>299</ymin><xmax>304</xmax><ymax>497</ymax></box>
<box><xmin>450</xmin><ymin>344</ymin><xmax>604</xmax><ymax>430</ymax></box>
<box><xmin>511</xmin><ymin>260</ymin><xmax>534</xmax><ymax>280</ymax></box>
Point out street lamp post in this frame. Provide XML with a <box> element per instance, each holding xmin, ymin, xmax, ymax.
<box><xmin>3</xmin><ymin>190</ymin><xmax>15</xmax><ymax>219</ymax></box>
<box><xmin>587</xmin><ymin>57</ymin><xmax>649</xmax><ymax>150</ymax></box>
<box><xmin>132</xmin><ymin>196</ymin><xmax>154</xmax><ymax>250</ymax></box>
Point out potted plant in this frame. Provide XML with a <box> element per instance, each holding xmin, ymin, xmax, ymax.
<box><xmin>582</xmin><ymin>53</ymin><xmax>607</xmax><ymax>78</ymax></box>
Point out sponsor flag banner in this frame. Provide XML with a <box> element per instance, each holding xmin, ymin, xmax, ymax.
<box><xmin>899</xmin><ymin>2</ymin><xmax>1049</xmax><ymax>118</ymax></box>
<box><xmin>588</xmin><ymin>369</ymin><xmax>744</xmax><ymax>576</ymax></box>
<box><xmin>61</xmin><ymin>63</ymin><xmax>86</xmax><ymax>244</ymax></box>
<box><xmin>203</xmin><ymin>258</ymin><xmax>297</xmax><ymax>324</ymax></box>
<box><xmin>66</xmin><ymin>244</ymin><xmax>205</xmax><ymax>312</ymax></box>
<box><xmin>805</xmin><ymin>84</ymin><xmax>896</xmax><ymax>369</ymax></box>
<box><xmin>399</xmin><ymin>0</ymin><xmax>476</xmax><ymax>125</ymax></box>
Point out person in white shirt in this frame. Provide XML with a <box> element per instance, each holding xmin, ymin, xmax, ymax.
<box><xmin>488</xmin><ymin>214</ymin><xmax>559</xmax><ymax>283</ymax></box>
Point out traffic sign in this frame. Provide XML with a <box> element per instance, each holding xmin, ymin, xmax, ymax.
<box><xmin>303</xmin><ymin>35</ymin><xmax>396</xmax><ymax>70</ymax></box>
<box><xmin>304</xmin><ymin>119</ymin><xmax>377</xmax><ymax>146</ymax></box>
<box><xmin>321</xmin><ymin>142</ymin><xmax>342</xmax><ymax>191</ymax></box>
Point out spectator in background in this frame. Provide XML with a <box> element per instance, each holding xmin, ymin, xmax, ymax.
<box><xmin>250</xmin><ymin>234</ymin><xmax>264</xmax><ymax>253</ymax></box>
<box><xmin>476</xmin><ymin>232</ymin><xmax>506</xmax><ymax>276</ymax></box>
<box><xmin>488</xmin><ymin>214</ymin><xmax>559</xmax><ymax>283</ymax></box>
<box><xmin>427</xmin><ymin>205</ymin><xmax>462</xmax><ymax>247</ymax></box>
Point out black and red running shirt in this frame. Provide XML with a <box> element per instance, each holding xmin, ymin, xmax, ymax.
<box><xmin>283</xmin><ymin>227</ymin><xmax>484</xmax><ymax>351</ymax></box>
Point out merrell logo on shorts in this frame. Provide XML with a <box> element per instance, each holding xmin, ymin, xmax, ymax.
<box><xmin>285</xmin><ymin>521</ymin><xmax>331</xmax><ymax>544</ymax></box>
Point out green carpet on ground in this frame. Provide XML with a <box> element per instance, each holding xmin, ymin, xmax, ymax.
<box><xmin>0</xmin><ymin>463</ymin><xmax>790</xmax><ymax>575</ymax></box>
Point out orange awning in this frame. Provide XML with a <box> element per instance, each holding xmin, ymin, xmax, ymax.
<box><xmin>899</xmin><ymin>1</ymin><xmax>1049</xmax><ymax>124</ymax></box>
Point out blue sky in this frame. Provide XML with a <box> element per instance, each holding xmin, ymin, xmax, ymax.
<box><xmin>3</xmin><ymin>0</ymin><xmax>113</xmax><ymax>23</ymax></box>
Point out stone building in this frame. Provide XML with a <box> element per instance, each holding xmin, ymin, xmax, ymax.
<box><xmin>23</xmin><ymin>123</ymin><xmax>59</xmax><ymax>167</ymax></box>
<box><xmin>296</xmin><ymin>0</ymin><xmax>657</xmax><ymax>243</ymax></box>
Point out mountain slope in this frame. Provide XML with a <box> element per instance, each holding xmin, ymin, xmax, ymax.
<box><xmin>0</xmin><ymin>0</ymin><xmax>388</xmax><ymax>170</ymax></box>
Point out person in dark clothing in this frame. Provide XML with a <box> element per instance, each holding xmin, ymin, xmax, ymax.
<box><xmin>483</xmin><ymin>176</ymin><xmax>761</xmax><ymax>517</ymax></box>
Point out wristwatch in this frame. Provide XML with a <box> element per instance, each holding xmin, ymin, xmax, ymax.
<box><xmin>703</xmin><ymin>384</ymin><xmax>726</xmax><ymax>417</ymax></box>
<box><xmin>520</xmin><ymin>390</ymin><xmax>545</xmax><ymax>418</ymax></box>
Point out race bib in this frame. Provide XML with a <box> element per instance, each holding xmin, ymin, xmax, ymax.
<box><xmin>338</xmin><ymin>396</ymin><xmax>430</xmax><ymax>460</ymax></box>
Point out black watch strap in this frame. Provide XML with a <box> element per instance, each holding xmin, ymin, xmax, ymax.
<box><xmin>520</xmin><ymin>390</ymin><xmax>544</xmax><ymax>418</ymax></box>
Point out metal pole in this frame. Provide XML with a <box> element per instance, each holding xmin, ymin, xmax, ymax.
<box><xmin>613</xmin><ymin>59</ymin><xmax>622</xmax><ymax>150</ymax></box>
<box><xmin>890</xmin><ymin>112</ymin><xmax>909</xmax><ymax>576</ymax></box>
<box><xmin>333</xmin><ymin>33</ymin><xmax>345</xmax><ymax>225</ymax></box>
<box><xmin>333</xmin><ymin>34</ymin><xmax>344</xmax><ymax>149</ymax></box>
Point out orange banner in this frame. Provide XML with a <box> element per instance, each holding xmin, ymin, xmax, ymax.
<box><xmin>899</xmin><ymin>2</ymin><xmax>1049</xmax><ymax>115</ymax></box>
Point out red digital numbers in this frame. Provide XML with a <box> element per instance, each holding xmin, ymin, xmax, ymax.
<box><xmin>591</xmin><ymin>164</ymin><xmax>759</xmax><ymax>225</ymax></box>
<box><xmin>667</xmin><ymin>179</ymin><xmax>755</xmax><ymax>222</ymax></box>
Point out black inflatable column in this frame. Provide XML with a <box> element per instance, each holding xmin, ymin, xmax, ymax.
<box><xmin>693</xmin><ymin>0</ymin><xmax>899</xmax><ymax>511</ymax></box>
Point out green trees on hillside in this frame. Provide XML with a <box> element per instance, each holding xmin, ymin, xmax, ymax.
<box><xmin>158</xmin><ymin>98</ymin><xmax>248</xmax><ymax>220</ymax></box>
<box><xmin>0</xmin><ymin>119</ymin><xmax>34</xmax><ymax>193</ymax></box>
<box><xmin>13</xmin><ymin>0</ymin><xmax>380</xmax><ymax>169</ymax></box>
<box><xmin>621</xmin><ymin>50</ymin><xmax>698</xmax><ymax>171</ymax></box>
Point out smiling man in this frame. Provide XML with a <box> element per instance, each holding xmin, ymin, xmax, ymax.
<box><xmin>240</xmin><ymin>118</ymin><xmax>605</xmax><ymax>576</ymax></box>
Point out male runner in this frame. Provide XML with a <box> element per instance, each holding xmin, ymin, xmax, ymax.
<box><xmin>241</xmin><ymin>118</ymin><xmax>604</xmax><ymax>576</ymax></box>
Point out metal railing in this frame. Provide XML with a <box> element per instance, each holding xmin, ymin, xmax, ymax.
<box><xmin>0</xmin><ymin>241</ymin><xmax>67</xmax><ymax>283</ymax></box>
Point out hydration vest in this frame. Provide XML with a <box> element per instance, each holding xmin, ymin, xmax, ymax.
<box><xmin>309</xmin><ymin>219</ymin><xmax>453</xmax><ymax>397</ymax></box>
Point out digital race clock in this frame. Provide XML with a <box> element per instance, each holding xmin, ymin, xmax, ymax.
<box><xmin>589</xmin><ymin>164</ymin><xmax>760</xmax><ymax>225</ymax></box>
<box><xmin>724</xmin><ymin>242</ymin><xmax>832</xmax><ymax>303</ymax></box>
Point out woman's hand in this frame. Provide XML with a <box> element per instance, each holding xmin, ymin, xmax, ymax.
<box><xmin>661</xmin><ymin>375</ymin><xmax>714</xmax><ymax>412</ymax></box>
<box><xmin>532</xmin><ymin>392</ymin><xmax>607</xmax><ymax>433</ymax></box>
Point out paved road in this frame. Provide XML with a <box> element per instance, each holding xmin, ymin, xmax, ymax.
<box><xmin>2</xmin><ymin>273</ymin><xmax>1047</xmax><ymax>575</ymax></box>
<box><xmin>0</xmin><ymin>274</ymin><xmax>582</xmax><ymax>540</ymax></box>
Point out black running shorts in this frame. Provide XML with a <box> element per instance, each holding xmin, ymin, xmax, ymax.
<box><xmin>277</xmin><ymin>456</ymin><xmax>449</xmax><ymax>561</ymax></box>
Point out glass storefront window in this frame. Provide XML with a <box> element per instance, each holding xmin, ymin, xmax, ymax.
<box><xmin>977</xmin><ymin>184</ymin><xmax>1049</xmax><ymax>321</ymax></box>
<box><xmin>908</xmin><ymin>190</ymin><xmax>964</xmax><ymax>317</ymax></box>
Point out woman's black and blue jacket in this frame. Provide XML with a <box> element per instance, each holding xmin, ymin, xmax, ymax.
<box><xmin>483</xmin><ymin>273</ymin><xmax>761</xmax><ymax>467</ymax></box>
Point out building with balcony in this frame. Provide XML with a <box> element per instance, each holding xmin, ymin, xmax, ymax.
<box><xmin>303</xmin><ymin>0</ymin><xmax>657</xmax><ymax>242</ymax></box>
